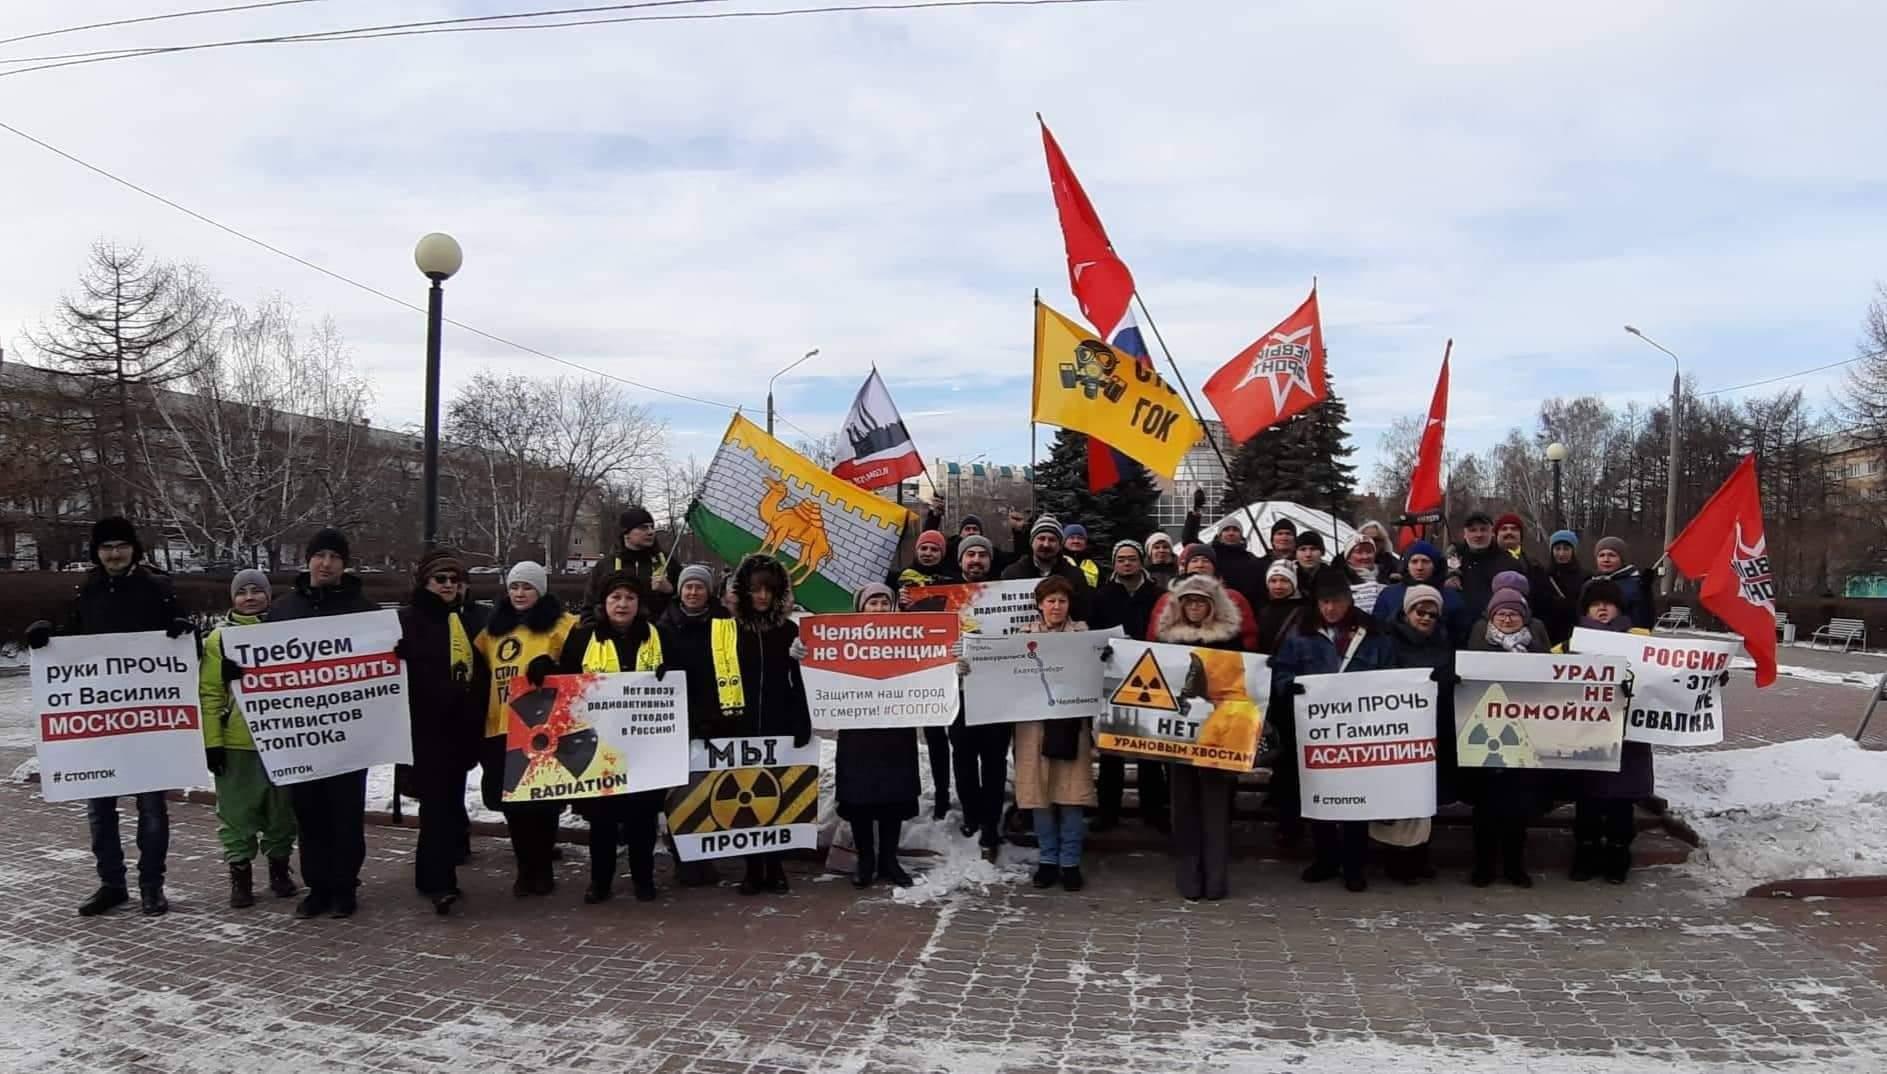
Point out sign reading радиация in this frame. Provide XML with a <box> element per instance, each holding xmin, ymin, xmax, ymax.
<box><xmin>225</xmin><ymin>610</ymin><xmax>412</xmax><ymax>785</ymax></box>
<box><xmin>32</xmin><ymin>631</ymin><xmax>204</xmax><ymax>802</ymax></box>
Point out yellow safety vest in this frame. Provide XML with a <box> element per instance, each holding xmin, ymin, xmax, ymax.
<box><xmin>474</xmin><ymin>613</ymin><xmax>578</xmax><ymax>737</ymax></box>
<box><xmin>709</xmin><ymin>618</ymin><xmax>747</xmax><ymax>718</ymax></box>
<box><xmin>581</xmin><ymin>628</ymin><xmax>663</xmax><ymax>674</ymax></box>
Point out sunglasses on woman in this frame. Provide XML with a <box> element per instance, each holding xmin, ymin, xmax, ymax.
<box><xmin>431</xmin><ymin>572</ymin><xmax>464</xmax><ymax>584</ymax></box>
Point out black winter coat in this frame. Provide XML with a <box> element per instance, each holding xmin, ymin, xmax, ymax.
<box><xmin>1090</xmin><ymin>577</ymin><xmax>1160</xmax><ymax>641</ymax></box>
<box><xmin>1539</xmin><ymin>561</ymin><xmax>1590</xmax><ymax>648</ymax></box>
<box><xmin>1585</xmin><ymin>566</ymin><xmax>1659</xmax><ymax>634</ymax></box>
<box><xmin>398</xmin><ymin>588</ymin><xmax>489</xmax><ymax>775</ymax></box>
<box><xmin>268</xmin><ymin>572</ymin><xmax>378</xmax><ymax>620</ymax></box>
<box><xmin>1000</xmin><ymin>554</ymin><xmax>1093</xmax><ymax>621</ymax></box>
<box><xmin>1388</xmin><ymin>618</ymin><xmax>1458</xmax><ymax>805</ymax></box>
<box><xmin>1210</xmin><ymin>542</ymin><xmax>1266</xmax><ymax>611</ymax></box>
<box><xmin>554</xmin><ymin>617</ymin><xmax>667</xmax><ymax>676</ymax></box>
<box><xmin>1457</xmin><ymin>617</ymin><xmax>1553</xmax><ymax>814</ymax></box>
<box><xmin>64</xmin><ymin>565</ymin><xmax>179</xmax><ymax>637</ymax></box>
<box><xmin>657</xmin><ymin>604</ymin><xmax>736</xmax><ymax>739</ymax></box>
<box><xmin>583</xmin><ymin>541</ymin><xmax>681</xmax><ymax>619</ymax></box>
<box><xmin>1564</xmin><ymin>614</ymin><xmax>1655</xmax><ymax>801</ymax></box>
<box><xmin>1255</xmin><ymin>599</ymin><xmax>1303</xmax><ymax>656</ymax></box>
<box><xmin>1452</xmin><ymin>543</ymin><xmax>1509</xmax><ymax>620</ymax></box>
<box><xmin>835</xmin><ymin>728</ymin><xmax>920</xmax><ymax>819</ymax></box>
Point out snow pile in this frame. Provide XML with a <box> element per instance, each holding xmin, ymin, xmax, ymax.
<box><xmin>1731</xmin><ymin>658</ymin><xmax>1883</xmax><ymax>690</ymax></box>
<box><xmin>889</xmin><ymin>817</ymin><xmax>1031</xmax><ymax>906</ymax></box>
<box><xmin>1662</xmin><ymin>734</ymin><xmax>1887</xmax><ymax>892</ymax></box>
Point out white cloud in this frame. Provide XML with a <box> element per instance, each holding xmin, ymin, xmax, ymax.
<box><xmin>2</xmin><ymin>0</ymin><xmax>1883</xmax><ymax>484</ymax></box>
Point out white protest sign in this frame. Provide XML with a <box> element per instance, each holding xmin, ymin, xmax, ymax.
<box><xmin>1571</xmin><ymin>628</ymin><xmax>1735</xmax><ymax>747</ymax></box>
<box><xmin>902</xmin><ymin>578</ymin><xmax>1042</xmax><ymax>637</ymax></box>
<box><xmin>1098</xmin><ymin>640</ymin><xmax>1269</xmax><ymax>771</ymax></box>
<box><xmin>961</xmin><ymin>628</ymin><xmax>1115</xmax><ymax>727</ymax></box>
<box><xmin>501</xmin><ymin>671</ymin><xmax>691</xmax><ymax>803</ymax></box>
<box><xmin>1295</xmin><ymin>668</ymin><xmax>1438</xmax><ymax>821</ymax></box>
<box><xmin>225</xmin><ymin>610</ymin><xmax>411</xmax><ymax>785</ymax></box>
<box><xmin>801</xmin><ymin>613</ymin><xmax>961</xmax><ymax>730</ymax></box>
<box><xmin>32</xmin><ymin>631</ymin><xmax>204</xmax><ymax>802</ymax></box>
<box><xmin>1453</xmin><ymin>651</ymin><xmax>1628</xmax><ymax>772</ymax></box>
<box><xmin>666</xmin><ymin>737</ymin><xmax>820</xmax><ymax>861</ymax></box>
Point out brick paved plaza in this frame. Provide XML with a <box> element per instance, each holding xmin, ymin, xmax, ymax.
<box><xmin>5</xmin><ymin>663</ymin><xmax>1887</xmax><ymax>1072</ymax></box>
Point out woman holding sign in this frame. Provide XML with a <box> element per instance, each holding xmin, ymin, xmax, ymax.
<box><xmin>554</xmin><ymin>573</ymin><xmax>671</xmax><ymax>904</ymax></box>
<box><xmin>1461</xmin><ymin>586</ymin><xmax>1552</xmax><ymax>888</ymax></box>
<box><xmin>825</xmin><ymin>584</ymin><xmax>919</xmax><ymax>889</ymax></box>
<box><xmin>1153</xmin><ymin>574</ymin><xmax>1247</xmax><ymax>901</ymax></box>
<box><xmin>472</xmin><ymin>562</ymin><xmax>578</xmax><ymax>898</ymax></box>
<box><xmin>1269</xmin><ymin>569</ymin><xmax>1396</xmax><ymax>892</ymax></box>
<box><xmin>719</xmin><ymin>554</ymin><xmax>814</xmax><ymax>897</ymax></box>
<box><xmin>1562</xmin><ymin>579</ymin><xmax>1654</xmax><ymax>886</ymax></box>
<box><xmin>1014</xmin><ymin>575</ymin><xmax>1097</xmax><ymax>893</ymax></box>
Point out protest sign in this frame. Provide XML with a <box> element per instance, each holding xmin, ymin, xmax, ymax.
<box><xmin>961</xmin><ymin>629</ymin><xmax>1115</xmax><ymax>727</ymax></box>
<box><xmin>801</xmin><ymin>613</ymin><xmax>960</xmax><ymax>730</ymax></box>
<box><xmin>225</xmin><ymin>610</ymin><xmax>411</xmax><ymax>785</ymax></box>
<box><xmin>1098</xmin><ymin>640</ymin><xmax>1269</xmax><ymax>771</ymax></box>
<box><xmin>1453</xmin><ymin>651</ymin><xmax>1628</xmax><ymax>772</ymax></box>
<box><xmin>901</xmin><ymin>579</ymin><xmax>1041</xmax><ymax>637</ymax></box>
<box><xmin>32</xmin><ymin>631</ymin><xmax>203</xmax><ymax>802</ymax></box>
<box><xmin>1571</xmin><ymin>628</ymin><xmax>1736</xmax><ymax>747</ymax></box>
<box><xmin>666</xmin><ymin>737</ymin><xmax>820</xmax><ymax>861</ymax></box>
<box><xmin>501</xmin><ymin>671</ymin><xmax>690</xmax><ymax>804</ymax></box>
<box><xmin>1295</xmin><ymin>668</ymin><xmax>1438</xmax><ymax>821</ymax></box>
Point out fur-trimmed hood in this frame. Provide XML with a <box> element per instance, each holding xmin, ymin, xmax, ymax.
<box><xmin>486</xmin><ymin>591</ymin><xmax>567</xmax><ymax>637</ymax></box>
<box><xmin>734</xmin><ymin>554</ymin><xmax>792</xmax><ymax>632</ymax></box>
<box><xmin>1154</xmin><ymin>574</ymin><xmax>1241</xmax><ymax>645</ymax></box>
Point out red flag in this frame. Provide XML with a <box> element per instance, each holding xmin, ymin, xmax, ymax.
<box><xmin>1666</xmin><ymin>454</ymin><xmax>1777</xmax><ymax>687</ymax></box>
<box><xmin>1040</xmin><ymin>117</ymin><xmax>1134</xmax><ymax>339</ymax></box>
<box><xmin>1404</xmin><ymin>341</ymin><xmax>1451</xmax><ymax>517</ymax></box>
<box><xmin>1202</xmin><ymin>287</ymin><xmax>1328</xmax><ymax>443</ymax></box>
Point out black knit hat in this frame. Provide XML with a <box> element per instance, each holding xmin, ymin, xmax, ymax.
<box><xmin>1295</xmin><ymin>531</ymin><xmax>1325</xmax><ymax>551</ymax></box>
<box><xmin>1582</xmin><ymin>577</ymin><xmax>1626</xmax><ymax>613</ymax></box>
<box><xmin>306</xmin><ymin>527</ymin><xmax>350</xmax><ymax>564</ymax></box>
<box><xmin>90</xmin><ymin>516</ymin><xmax>142</xmax><ymax>564</ymax></box>
<box><xmin>619</xmin><ymin>506</ymin><xmax>654</xmax><ymax>533</ymax></box>
<box><xmin>1311</xmin><ymin>566</ymin><xmax>1353</xmax><ymax>602</ymax></box>
<box><xmin>1271</xmin><ymin>518</ymin><xmax>1298</xmax><ymax>536</ymax></box>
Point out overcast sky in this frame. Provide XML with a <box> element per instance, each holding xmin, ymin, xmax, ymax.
<box><xmin>4</xmin><ymin>0</ymin><xmax>1884</xmax><ymax>488</ymax></box>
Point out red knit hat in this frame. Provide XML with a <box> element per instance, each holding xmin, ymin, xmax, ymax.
<box><xmin>916</xmin><ymin>530</ymin><xmax>946</xmax><ymax>552</ymax></box>
<box><xmin>1495</xmin><ymin>512</ymin><xmax>1524</xmax><ymax>532</ymax></box>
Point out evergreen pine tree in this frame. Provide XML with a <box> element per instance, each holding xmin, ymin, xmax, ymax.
<box><xmin>1032</xmin><ymin>429</ymin><xmax>1163</xmax><ymax>550</ymax></box>
<box><xmin>1220</xmin><ymin>377</ymin><xmax>1358</xmax><ymax>517</ymax></box>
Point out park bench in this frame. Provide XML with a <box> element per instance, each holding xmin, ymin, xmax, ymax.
<box><xmin>1654</xmin><ymin>606</ymin><xmax>1692</xmax><ymax>632</ymax></box>
<box><xmin>1810</xmin><ymin>617</ymin><xmax>1869</xmax><ymax>653</ymax></box>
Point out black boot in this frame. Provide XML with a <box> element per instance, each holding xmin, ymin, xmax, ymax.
<box><xmin>432</xmin><ymin>891</ymin><xmax>460</xmax><ymax>915</ymax></box>
<box><xmin>328</xmin><ymin>891</ymin><xmax>357</xmax><ymax>918</ymax></box>
<box><xmin>267</xmin><ymin>857</ymin><xmax>299</xmax><ymax>898</ymax></box>
<box><xmin>1060</xmin><ymin>866</ymin><xmax>1084</xmax><ymax>892</ymax></box>
<box><xmin>229</xmin><ymin>861</ymin><xmax>255</xmax><ymax>908</ymax></box>
<box><xmin>1300</xmin><ymin>860</ymin><xmax>1340</xmax><ymax>884</ymax></box>
<box><xmin>932</xmin><ymin>796</ymin><xmax>951</xmax><ymax>822</ymax></box>
<box><xmin>1385</xmin><ymin>848</ymin><xmax>1417</xmax><ymax>886</ymax></box>
<box><xmin>1032</xmin><ymin>863</ymin><xmax>1061</xmax><ymax>888</ymax></box>
<box><xmin>852</xmin><ymin>822</ymin><xmax>878</xmax><ymax>890</ymax></box>
<box><xmin>78</xmin><ymin>885</ymin><xmax>129</xmax><ymax>917</ymax></box>
<box><xmin>294</xmin><ymin>891</ymin><xmax>331</xmax><ymax>919</ymax></box>
<box><xmin>633</xmin><ymin>878</ymin><xmax>657</xmax><ymax>902</ymax></box>
<box><xmin>140</xmin><ymin>886</ymin><xmax>169</xmax><ymax>915</ymax></box>
<box><xmin>764</xmin><ymin>857</ymin><xmax>790</xmax><ymax>894</ymax></box>
<box><xmin>1471</xmin><ymin>822</ymin><xmax>1498</xmax><ymax>888</ymax></box>
<box><xmin>1603</xmin><ymin>843</ymin><xmax>1632</xmax><ymax>885</ymax></box>
<box><xmin>1570</xmin><ymin>841</ymin><xmax>1600</xmax><ymax>882</ymax></box>
<box><xmin>584</xmin><ymin>880</ymin><xmax>613</xmax><ymax>904</ymax></box>
<box><xmin>878</xmin><ymin>821</ymin><xmax>912</xmax><ymax>888</ymax></box>
<box><xmin>739</xmin><ymin>858</ymin><xmax>765</xmax><ymax>896</ymax></box>
<box><xmin>1501</xmin><ymin>828</ymin><xmax>1532</xmax><ymax>888</ymax></box>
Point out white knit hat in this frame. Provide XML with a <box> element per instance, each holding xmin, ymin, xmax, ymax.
<box><xmin>506</xmin><ymin>561</ymin><xmax>548</xmax><ymax>594</ymax></box>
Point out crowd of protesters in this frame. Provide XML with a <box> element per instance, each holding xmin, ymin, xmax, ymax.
<box><xmin>25</xmin><ymin>494</ymin><xmax>1669</xmax><ymax>919</ymax></box>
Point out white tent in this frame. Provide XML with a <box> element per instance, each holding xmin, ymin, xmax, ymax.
<box><xmin>1205</xmin><ymin>501</ymin><xmax>1359</xmax><ymax>550</ymax></box>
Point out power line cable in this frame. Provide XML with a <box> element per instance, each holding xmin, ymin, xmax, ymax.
<box><xmin>1699</xmin><ymin>351</ymin><xmax>1882</xmax><ymax>397</ymax></box>
<box><xmin>0</xmin><ymin>117</ymin><xmax>739</xmax><ymax>410</ymax></box>
<box><xmin>0</xmin><ymin>0</ymin><xmax>335</xmax><ymax>48</ymax></box>
<box><xmin>0</xmin><ymin>0</ymin><xmax>1125</xmax><ymax>78</ymax></box>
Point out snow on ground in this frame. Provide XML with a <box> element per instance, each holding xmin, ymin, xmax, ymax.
<box><xmin>1731</xmin><ymin>657</ymin><xmax>1884</xmax><ymax>690</ymax></box>
<box><xmin>1662</xmin><ymin>734</ymin><xmax>1887</xmax><ymax>893</ymax></box>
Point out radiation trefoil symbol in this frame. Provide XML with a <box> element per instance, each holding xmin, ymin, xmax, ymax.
<box><xmin>708</xmin><ymin>767</ymin><xmax>783</xmax><ymax>829</ymax></box>
<box><xmin>503</xmin><ymin>685</ymin><xmax>599</xmax><ymax>795</ymax></box>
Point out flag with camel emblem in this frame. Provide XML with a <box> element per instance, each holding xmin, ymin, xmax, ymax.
<box><xmin>687</xmin><ymin>414</ymin><xmax>915</xmax><ymax>613</ymax></box>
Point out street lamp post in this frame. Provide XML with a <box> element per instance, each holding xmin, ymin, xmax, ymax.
<box><xmin>1624</xmin><ymin>326</ymin><xmax>1682</xmax><ymax>595</ymax></box>
<box><xmin>414</xmin><ymin>233</ymin><xmax>463</xmax><ymax>549</ymax></box>
<box><xmin>767</xmin><ymin>348</ymin><xmax>819</xmax><ymax>436</ymax></box>
<box><xmin>1545</xmin><ymin>441</ymin><xmax>1568</xmax><ymax>532</ymax></box>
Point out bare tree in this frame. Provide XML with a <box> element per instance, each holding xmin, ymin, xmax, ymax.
<box><xmin>794</xmin><ymin>432</ymin><xmax>845</xmax><ymax>471</ymax></box>
<box><xmin>131</xmin><ymin>298</ymin><xmax>382</xmax><ymax>566</ymax></box>
<box><xmin>445</xmin><ymin>373</ymin><xmax>669</xmax><ymax>565</ymax></box>
<box><xmin>27</xmin><ymin>243</ymin><xmax>220</xmax><ymax>516</ymax></box>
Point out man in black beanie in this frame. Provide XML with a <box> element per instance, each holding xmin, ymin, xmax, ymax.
<box><xmin>265</xmin><ymin>527</ymin><xmax>378</xmax><ymax>919</ymax></box>
<box><xmin>585</xmin><ymin>506</ymin><xmax>681</xmax><ymax>616</ymax></box>
<box><xmin>26</xmin><ymin>516</ymin><xmax>194</xmax><ymax>917</ymax></box>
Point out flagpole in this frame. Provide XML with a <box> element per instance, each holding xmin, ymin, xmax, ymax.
<box><xmin>1129</xmin><ymin>291</ymin><xmax>1263</xmax><ymax>540</ymax></box>
<box><xmin>1030</xmin><ymin>290</ymin><xmax>1042</xmax><ymax>489</ymax></box>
